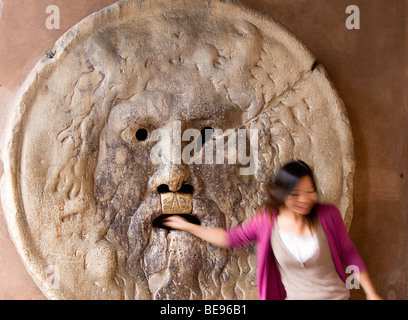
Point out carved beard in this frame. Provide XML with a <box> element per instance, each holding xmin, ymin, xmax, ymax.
<box><xmin>103</xmin><ymin>194</ymin><xmax>229</xmax><ymax>300</ymax></box>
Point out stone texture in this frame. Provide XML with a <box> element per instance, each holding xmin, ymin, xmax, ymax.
<box><xmin>1</xmin><ymin>0</ymin><xmax>354</xmax><ymax>300</ymax></box>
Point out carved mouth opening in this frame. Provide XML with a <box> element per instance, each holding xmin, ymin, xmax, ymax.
<box><xmin>152</xmin><ymin>214</ymin><xmax>201</xmax><ymax>231</ymax></box>
<box><xmin>153</xmin><ymin>183</ymin><xmax>199</xmax><ymax>230</ymax></box>
<box><xmin>157</xmin><ymin>184</ymin><xmax>194</xmax><ymax>194</ymax></box>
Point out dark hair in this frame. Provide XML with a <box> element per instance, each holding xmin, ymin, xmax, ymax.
<box><xmin>260</xmin><ymin>160</ymin><xmax>318</xmax><ymax>230</ymax></box>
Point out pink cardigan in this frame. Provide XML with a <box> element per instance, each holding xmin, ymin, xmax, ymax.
<box><xmin>227</xmin><ymin>203</ymin><xmax>367</xmax><ymax>300</ymax></box>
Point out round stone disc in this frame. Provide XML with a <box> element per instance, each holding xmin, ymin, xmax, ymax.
<box><xmin>1</xmin><ymin>0</ymin><xmax>354</xmax><ymax>300</ymax></box>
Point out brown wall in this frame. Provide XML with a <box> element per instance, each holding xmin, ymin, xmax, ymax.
<box><xmin>0</xmin><ymin>0</ymin><xmax>407</xmax><ymax>299</ymax></box>
<box><xmin>243</xmin><ymin>0</ymin><xmax>408</xmax><ymax>300</ymax></box>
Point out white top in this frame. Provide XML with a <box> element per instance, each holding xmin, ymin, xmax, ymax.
<box><xmin>277</xmin><ymin>228</ymin><xmax>318</xmax><ymax>263</ymax></box>
<box><xmin>272</xmin><ymin>222</ymin><xmax>351</xmax><ymax>300</ymax></box>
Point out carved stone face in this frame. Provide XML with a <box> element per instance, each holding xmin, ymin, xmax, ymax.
<box><xmin>93</xmin><ymin>75</ymin><xmax>251</xmax><ymax>299</ymax></box>
<box><xmin>1</xmin><ymin>0</ymin><xmax>355</xmax><ymax>300</ymax></box>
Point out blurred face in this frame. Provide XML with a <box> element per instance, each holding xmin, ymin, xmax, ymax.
<box><xmin>284</xmin><ymin>175</ymin><xmax>317</xmax><ymax>216</ymax></box>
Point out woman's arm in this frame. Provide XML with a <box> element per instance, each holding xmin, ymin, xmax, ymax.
<box><xmin>358</xmin><ymin>271</ymin><xmax>382</xmax><ymax>300</ymax></box>
<box><xmin>327</xmin><ymin>205</ymin><xmax>382</xmax><ymax>300</ymax></box>
<box><xmin>162</xmin><ymin>211</ymin><xmax>264</xmax><ymax>249</ymax></box>
<box><xmin>162</xmin><ymin>215</ymin><xmax>230</xmax><ymax>248</ymax></box>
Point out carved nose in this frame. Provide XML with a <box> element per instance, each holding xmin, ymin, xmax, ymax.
<box><xmin>151</xmin><ymin>164</ymin><xmax>199</xmax><ymax>230</ymax></box>
<box><xmin>156</xmin><ymin>164</ymin><xmax>190</xmax><ymax>192</ymax></box>
<box><xmin>156</xmin><ymin>167</ymin><xmax>195</xmax><ymax>215</ymax></box>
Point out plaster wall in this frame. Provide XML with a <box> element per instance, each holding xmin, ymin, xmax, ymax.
<box><xmin>0</xmin><ymin>0</ymin><xmax>406</xmax><ymax>299</ymax></box>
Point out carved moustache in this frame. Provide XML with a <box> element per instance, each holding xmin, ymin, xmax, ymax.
<box><xmin>152</xmin><ymin>186</ymin><xmax>201</xmax><ymax>230</ymax></box>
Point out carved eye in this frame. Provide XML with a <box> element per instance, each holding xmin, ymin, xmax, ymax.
<box><xmin>200</xmin><ymin>127</ymin><xmax>213</xmax><ymax>145</ymax></box>
<box><xmin>135</xmin><ymin>128</ymin><xmax>148</xmax><ymax>141</ymax></box>
<box><xmin>197</xmin><ymin>127</ymin><xmax>213</xmax><ymax>151</ymax></box>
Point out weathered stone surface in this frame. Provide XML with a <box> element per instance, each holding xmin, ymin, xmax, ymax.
<box><xmin>1</xmin><ymin>0</ymin><xmax>354</xmax><ymax>300</ymax></box>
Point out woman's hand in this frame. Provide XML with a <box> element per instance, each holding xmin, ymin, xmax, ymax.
<box><xmin>162</xmin><ymin>215</ymin><xmax>193</xmax><ymax>232</ymax></box>
<box><xmin>162</xmin><ymin>215</ymin><xmax>230</xmax><ymax>249</ymax></box>
<box><xmin>365</xmin><ymin>292</ymin><xmax>383</xmax><ymax>300</ymax></box>
<box><xmin>358</xmin><ymin>271</ymin><xmax>383</xmax><ymax>300</ymax></box>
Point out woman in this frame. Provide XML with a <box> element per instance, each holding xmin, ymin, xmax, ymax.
<box><xmin>162</xmin><ymin>160</ymin><xmax>381</xmax><ymax>300</ymax></box>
